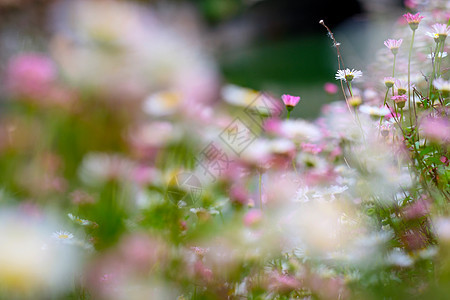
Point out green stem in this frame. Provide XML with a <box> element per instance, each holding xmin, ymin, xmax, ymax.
<box><xmin>436</xmin><ymin>41</ymin><xmax>444</xmax><ymax>77</ymax></box>
<box><xmin>400</xmin><ymin>108</ymin><xmax>404</xmax><ymax>126</ymax></box>
<box><xmin>292</xmin><ymin>156</ymin><xmax>298</xmax><ymax>174</ymax></box>
<box><xmin>408</xmin><ymin>29</ymin><xmax>416</xmax><ymax>127</ymax></box>
<box><xmin>286</xmin><ymin>110</ymin><xmax>291</xmax><ymax>120</ymax></box>
<box><xmin>348</xmin><ymin>81</ymin><xmax>366</xmax><ymax>143</ymax></box>
<box><xmin>392</xmin><ymin>54</ymin><xmax>397</xmax><ymax>96</ymax></box>
<box><xmin>379</xmin><ymin>88</ymin><xmax>390</xmax><ymax>129</ymax></box>
<box><xmin>429</xmin><ymin>42</ymin><xmax>440</xmax><ymax>106</ymax></box>
<box><xmin>392</xmin><ymin>54</ymin><xmax>397</xmax><ymax>77</ymax></box>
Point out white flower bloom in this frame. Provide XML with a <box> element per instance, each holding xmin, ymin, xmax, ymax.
<box><xmin>359</xmin><ymin>104</ymin><xmax>390</xmax><ymax>117</ymax></box>
<box><xmin>335</xmin><ymin>68</ymin><xmax>363</xmax><ymax>82</ymax></box>
<box><xmin>50</xmin><ymin>0</ymin><xmax>218</xmax><ymax>100</ymax></box>
<box><xmin>190</xmin><ymin>207</ymin><xmax>219</xmax><ymax>215</ymax></box>
<box><xmin>427</xmin><ymin>51</ymin><xmax>447</xmax><ymax>59</ymax></box>
<box><xmin>52</xmin><ymin>230</ymin><xmax>74</xmax><ymax>243</ymax></box>
<box><xmin>346</xmin><ymin>231</ymin><xmax>392</xmax><ymax>269</ymax></box>
<box><xmin>280</xmin><ymin>120</ymin><xmax>322</xmax><ymax>143</ymax></box>
<box><xmin>68</xmin><ymin>213</ymin><xmax>91</xmax><ymax>226</ymax></box>
<box><xmin>280</xmin><ymin>201</ymin><xmax>363</xmax><ymax>255</ymax></box>
<box><xmin>387</xmin><ymin>249</ymin><xmax>413</xmax><ymax>267</ymax></box>
<box><xmin>433</xmin><ymin>77</ymin><xmax>450</xmax><ymax>93</ymax></box>
<box><xmin>268</xmin><ymin>139</ymin><xmax>295</xmax><ymax>154</ymax></box>
<box><xmin>426</xmin><ymin>23</ymin><xmax>449</xmax><ymax>42</ymax></box>
<box><xmin>295</xmin><ymin>186</ymin><xmax>311</xmax><ymax>203</ymax></box>
<box><xmin>143</xmin><ymin>91</ymin><xmax>182</xmax><ymax>116</ymax></box>
<box><xmin>434</xmin><ymin>217</ymin><xmax>450</xmax><ymax>241</ymax></box>
<box><xmin>311</xmin><ymin>185</ymin><xmax>348</xmax><ymax>200</ymax></box>
<box><xmin>0</xmin><ymin>209</ymin><xmax>81</xmax><ymax>296</ymax></box>
<box><xmin>78</xmin><ymin>153</ymin><xmax>134</xmax><ymax>186</ymax></box>
<box><xmin>221</xmin><ymin>84</ymin><xmax>260</xmax><ymax>107</ymax></box>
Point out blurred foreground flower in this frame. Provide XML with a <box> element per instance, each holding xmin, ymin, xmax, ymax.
<box><xmin>0</xmin><ymin>208</ymin><xmax>82</xmax><ymax>297</ymax></box>
<box><xmin>50</xmin><ymin>0</ymin><xmax>218</xmax><ymax>103</ymax></box>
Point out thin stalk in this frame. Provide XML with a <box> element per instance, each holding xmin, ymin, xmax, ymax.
<box><xmin>429</xmin><ymin>42</ymin><xmax>440</xmax><ymax>106</ymax></box>
<box><xmin>392</xmin><ymin>54</ymin><xmax>397</xmax><ymax>96</ymax></box>
<box><xmin>379</xmin><ymin>88</ymin><xmax>390</xmax><ymax>127</ymax></box>
<box><xmin>392</xmin><ymin>54</ymin><xmax>397</xmax><ymax>77</ymax></box>
<box><xmin>348</xmin><ymin>81</ymin><xmax>366</xmax><ymax>143</ymax></box>
<box><xmin>436</xmin><ymin>40</ymin><xmax>445</xmax><ymax>77</ymax></box>
<box><xmin>320</xmin><ymin>20</ymin><xmax>353</xmax><ymax>114</ymax></box>
<box><xmin>286</xmin><ymin>110</ymin><xmax>291</xmax><ymax>120</ymax></box>
<box><xmin>407</xmin><ymin>30</ymin><xmax>416</xmax><ymax>127</ymax></box>
<box><xmin>400</xmin><ymin>107</ymin><xmax>404</xmax><ymax>126</ymax></box>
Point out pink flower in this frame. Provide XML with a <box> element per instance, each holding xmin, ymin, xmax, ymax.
<box><xmin>268</xmin><ymin>273</ymin><xmax>301</xmax><ymax>294</ymax></box>
<box><xmin>190</xmin><ymin>246</ymin><xmax>209</xmax><ymax>258</ymax></box>
<box><xmin>403</xmin><ymin>12</ymin><xmax>424</xmax><ymax>30</ymax></box>
<box><xmin>6</xmin><ymin>53</ymin><xmax>57</xmax><ymax>99</ymax></box>
<box><xmin>263</xmin><ymin>118</ymin><xmax>282</xmax><ymax>135</ymax></box>
<box><xmin>402</xmin><ymin>198</ymin><xmax>429</xmax><ymax>220</ymax></box>
<box><xmin>132</xmin><ymin>166</ymin><xmax>156</xmax><ymax>186</ymax></box>
<box><xmin>385</xmin><ymin>107</ymin><xmax>400</xmax><ymax>120</ymax></box>
<box><xmin>421</xmin><ymin>116</ymin><xmax>450</xmax><ymax>144</ymax></box>
<box><xmin>324</xmin><ymin>82</ymin><xmax>338</xmax><ymax>94</ymax></box>
<box><xmin>194</xmin><ymin>261</ymin><xmax>213</xmax><ymax>282</ymax></box>
<box><xmin>384</xmin><ymin>39</ymin><xmax>403</xmax><ymax>55</ymax></box>
<box><xmin>391</xmin><ymin>95</ymin><xmax>407</xmax><ymax>103</ymax></box>
<box><xmin>229</xmin><ymin>185</ymin><xmax>249</xmax><ymax>206</ymax></box>
<box><xmin>301</xmin><ymin>143</ymin><xmax>323</xmax><ymax>155</ymax></box>
<box><xmin>243</xmin><ymin>209</ymin><xmax>263</xmax><ymax>227</ymax></box>
<box><xmin>281</xmin><ymin>94</ymin><xmax>300</xmax><ymax>107</ymax></box>
<box><xmin>404</xmin><ymin>0</ymin><xmax>417</xmax><ymax>9</ymax></box>
<box><xmin>392</xmin><ymin>95</ymin><xmax>407</xmax><ymax>108</ymax></box>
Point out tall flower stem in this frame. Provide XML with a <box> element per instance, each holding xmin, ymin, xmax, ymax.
<box><xmin>320</xmin><ymin>20</ymin><xmax>353</xmax><ymax>115</ymax></box>
<box><xmin>379</xmin><ymin>88</ymin><xmax>390</xmax><ymax>129</ymax></box>
<box><xmin>286</xmin><ymin>110</ymin><xmax>291</xmax><ymax>120</ymax></box>
<box><xmin>436</xmin><ymin>41</ymin><xmax>445</xmax><ymax>77</ymax></box>
<box><xmin>407</xmin><ymin>29</ymin><xmax>416</xmax><ymax>128</ymax></box>
<box><xmin>392</xmin><ymin>55</ymin><xmax>397</xmax><ymax>96</ymax></box>
<box><xmin>348</xmin><ymin>82</ymin><xmax>365</xmax><ymax>143</ymax></box>
<box><xmin>400</xmin><ymin>107</ymin><xmax>404</xmax><ymax>126</ymax></box>
<box><xmin>429</xmin><ymin>42</ymin><xmax>440</xmax><ymax>106</ymax></box>
<box><xmin>392</xmin><ymin>54</ymin><xmax>397</xmax><ymax>77</ymax></box>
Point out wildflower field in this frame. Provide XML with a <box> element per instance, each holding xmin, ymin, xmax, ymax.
<box><xmin>0</xmin><ymin>0</ymin><xmax>449</xmax><ymax>299</ymax></box>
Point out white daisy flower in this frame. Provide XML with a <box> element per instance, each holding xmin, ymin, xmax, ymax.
<box><xmin>433</xmin><ymin>78</ymin><xmax>450</xmax><ymax>93</ymax></box>
<box><xmin>426</xmin><ymin>23</ymin><xmax>449</xmax><ymax>42</ymax></box>
<box><xmin>190</xmin><ymin>207</ymin><xmax>219</xmax><ymax>215</ymax></box>
<box><xmin>427</xmin><ymin>52</ymin><xmax>447</xmax><ymax>59</ymax></box>
<box><xmin>68</xmin><ymin>213</ymin><xmax>91</xmax><ymax>226</ymax></box>
<box><xmin>143</xmin><ymin>90</ymin><xmax>182</xmax><ymax>116</ymax></box>
<box><xmin>52</xmin><ymin>230</ymin><xmax>74</xmax><ymax>242</ymax></box>
<box><xmin>335</xmin><ymin>68</ymin><xmax>363</xmax><ymax>82</ymax></box>
<box><xmin>387</xmin><ymin>249</ymin><xmax>413</xmax><ymax>267</ymax></box>
<box><xmin>221</xmin><ymin>84</ymin><xmax>260</xmax><ymax>107</ymax></box>
<box><xmin>359</xmin><ymin>105</ymin><xmax>390</xmax><ymax>117</ymax></box>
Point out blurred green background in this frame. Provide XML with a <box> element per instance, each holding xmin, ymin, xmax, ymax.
<box><xmin>0</xmin><ymin>0</ymin><xmax>404</xmax><ymax>119</ymax></box>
